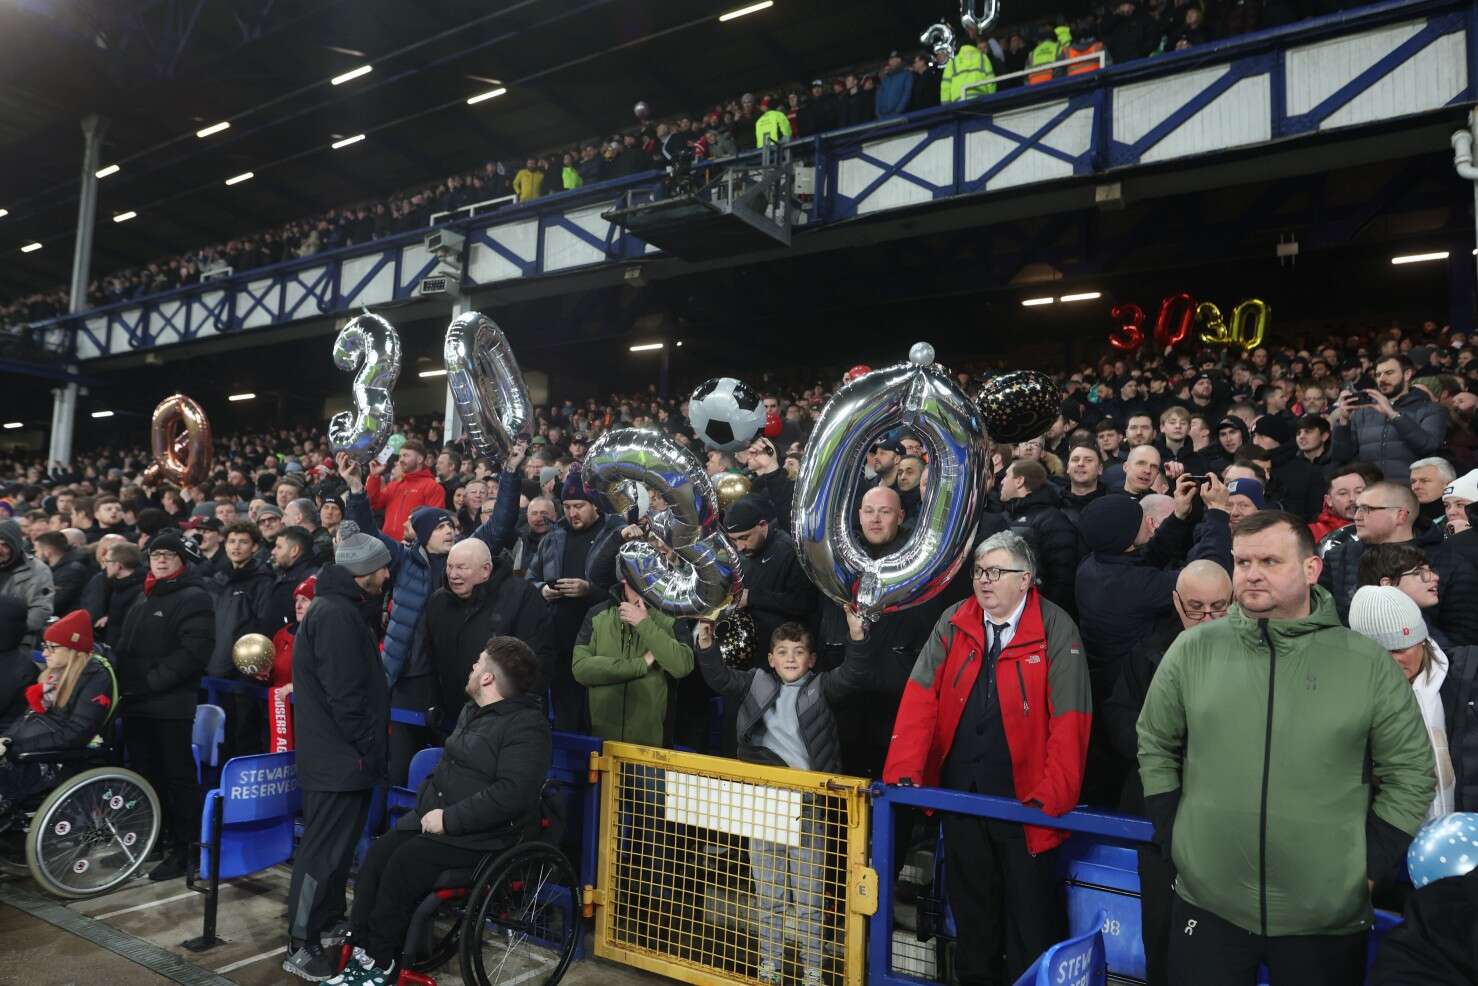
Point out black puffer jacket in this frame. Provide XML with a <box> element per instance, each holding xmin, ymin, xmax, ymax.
<box><xmin>1443</xmin><ymin>645</ymin><xmax>1478</xmax><ymax>815</ymax></box>
<box><xmin>1318</xmin><ymin>532</ymin><xmax>1478</xmax><ymax>646</ymax></box>
<box><xmin>3</xmin><ymin>656</ymin><xmax>113</xmax><ymax>754</ymax></box>
<box><xmin>396</xmin><ymin>693</ymin><xmax>551</xmax><ymax>852</ymax></box>
<box><xmin>49</xmin><ymin>547</ymin><xmax>93</xmax><ymax>614</ymax></box>
<box><xmin>0</xmin><ymin>595</ymin><xmax>32</xmax><ymax>732</ymax></box>
<box><xmin>291</xmin><ymin>564</ymin><xmax>389</xmax><ymax>792</ymax></box>
<box><xmin>736</xmin><ymin>527</ymin><xmax>818</xmax><ymax>653</ymax></box>
<box><xmin>693</xmin><ymin>637</ymin><xmax>872</xmax><ymax>774</ymax></box>
<box><xmin>420</xmin><ymin>556</ymin><xmax>551</xmax><ymax>727</ymax></box>
<box><xmin>1004</xmin><ymin>484</ymin><xmax>1083</xmax><ymax>616</ymax></box>
<box><xmin>1330</xmin><ymin>390</ymin><xmax>1448</xmax><ymax>482</ymax></box>
<box><xmin>113</xmin><ymin>572</ymin><xmax>214</xmax><ymax>720</ymax></box>
<box><xmin>91</xmin><ymin>570</ymin><xmax>145</xmax><ymax>651</ymax></box>
<box><xmin>204</xmin><ymin>558</ymin><xmax>275</xmax><ymax>676</ymax></box>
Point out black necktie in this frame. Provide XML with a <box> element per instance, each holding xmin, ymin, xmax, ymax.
<box><xmin>987</xmin><ymin>621</ymin><xmax>1008</xmax><ymax>663</ymax></box>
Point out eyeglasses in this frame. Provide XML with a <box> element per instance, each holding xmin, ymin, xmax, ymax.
<box><xmin>973</xmin><ymin>566</ymin><xmax>1028</xmax><ymax>583</ymax></box>
<box><xmin>1399</xmin><ymin>565</ymin><xmax>1438</xmax><ymax>584</ymax></box>
<box><xmin>1175</xmin><ymin>591</ymin><xmax>1231</xmax><ymax>620</ymax></box>
<box><xmin>1353</xmin><ymin>504</ymin><xmax>1393</xmax><ymax>515</ymax></box>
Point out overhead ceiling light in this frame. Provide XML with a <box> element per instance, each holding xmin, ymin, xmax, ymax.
<box><xmin>21</xmin><ymin>242</ymin><xmax>42</xmax><ymax>253</ymax></box>
<box><xmin>1391</xmin><ymin>251</ymin><xmax>1450</xmax><ymax>265</ymax></box>
<box><xmin>1059</xmin><ymin>291</ymin><xmax>1102</xmax><ymax>303</ymax></box>
<box><xmin>467</xmin><ymin>87</ymin><xmax>507</xmax><ymax>105</ymax></box>
<box><xmin>112</xmin><ymin>211</ymin><xmax>137</xmax><ymax>223</ymax></box>
<box><xmin>1021</xmin><ymin>296</ymin><xmax>1055</xmax><ymax>307</ymax></box>
<box><xmin>719</xmin><ymin>0</ymin><xmax>774</xmax><ymax>22</ymax></box>
<box><xmin>0</xmin><ymin>209</ymin><xmax>8</xmax><ymax>219</ymax></box>
<box><xmin>629</xmin><ymin>342</ymin><xmax>665</xmax><ymax>352</ymax></box>
<box><xmin>227</xmin><ymin>392</ymin><xmax>256</xmax><ymax>402</ymax></box>
<box><xmin>331</xmin><ymin>133</ymin><xmax>366</xmax><ymax>149</ymax></box>
<box><xmin>196</xmin><ymin>121</ymin><xmax>231</xmax><ymax>138</ymax></box>
<box><xmin>676</xmin><ymin>341</ymin><xmax>684</xmax><ymax>347</ymax></box>
<box><xmin>331</xmin><ymin>64</ymin><xmax>372</xmax><ymax>85</ymax></box>
<box><xmin>95</xmin><ymin>164</ymin><xmax>120</xmax><ymax>179</ymax></box>
<box><xmin>418</xmin><ymin>368</ymin><xmax>448</xmax><ymax>378</ymax></box>
<box><xmin>225</xmin><ymin>171</ymin><xmax>255</xmax><ymax>186</ymax></box>
<box><xmin>90</xmin><ymin>410</ymin><xmax>114</xmax><ymax>419</ymax></box>
<box><xmin>2</xmin><ymin>422</ymin><xmax>22</xmax><ymax>430</ymax></box>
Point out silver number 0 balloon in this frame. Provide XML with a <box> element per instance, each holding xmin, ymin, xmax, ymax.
<box><xmin>444</xmin><ymin>310</ymin><xmax>531</xmax><ymax>463</ymax></box>
<box><xmin>326</xmin><ymin>311</ymin><xmax>402</xmax><ymax>463</ymax></box>
<box><xmin>583</xmin><ymin>427</ymin><xmax>742</xmax><ymax>618</ymax></box>
<box><xmin>793</xmin><ymin>342</ymin><xmax>986</xmax><ymax>619</ymax></box>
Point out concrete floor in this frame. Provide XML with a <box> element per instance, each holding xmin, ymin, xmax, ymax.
<box><xmin>0</xmin><ymin>865</ymin><xmax>681</xmax><ymax>986</ymax></box>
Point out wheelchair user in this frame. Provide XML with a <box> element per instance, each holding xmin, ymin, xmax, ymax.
<box><xmin>0</xmin><ymin>611</ymin><xmax>115</xmax><ymax>827</ymax></box>
<box><xmin>328</xmin><ymin>635</ymin><xmax>552</xmax><ymax>986</ymax></box>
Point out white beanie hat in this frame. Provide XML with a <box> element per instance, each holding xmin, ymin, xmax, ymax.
<box><xmin>1443</xmin><ymin>467</ymin><xmax>1478</xmax><ymax>503</ymax></box>
<box><xmin>1349</xmin><ymin>585</ymin><xmax>1428</xmax><ymax>651</ymax></box>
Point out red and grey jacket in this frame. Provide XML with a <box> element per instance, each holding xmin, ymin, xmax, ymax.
<box><xmin>366</xmin><ymin>468</ymin><xmax>447</xmax><ymax>539</ymax></box>
<box><xmin>883</xmin><ymin>588</ymin><xmax>1092</xmax><ymax>855</ymax></box>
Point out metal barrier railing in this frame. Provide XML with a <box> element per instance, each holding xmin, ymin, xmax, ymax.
<box><xmin>867</xmin><ymin>784</ymin><xmax>1152</xmax><ymax>986</ymax></box>
<box><xmin>961</xmin><ymin>50</ymin><xmax>1109</xmax><ymax>99</ymax></box>
<box><xmin>586</xmin><ymin>742</ymin><xmax>875</xmax><ymax>986</ymax></box>
<box><xmin>201</xmin><ymin>675</ymin><xmax>428</xmax><ymax>727</ymax></box>
<box><xmin>429</xmin><ymin>193</ymin><xmax>517</xmax><ymax>226</ymax></box>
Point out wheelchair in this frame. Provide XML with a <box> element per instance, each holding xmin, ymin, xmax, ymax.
<box><xmin>0</xmin><ymin>654</ymin><xmax>161</xmax><ymax>899</ymax></box>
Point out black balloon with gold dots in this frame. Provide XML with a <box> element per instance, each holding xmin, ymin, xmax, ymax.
<box><xmin>715</xmin><ymin>610</ymin><xmax>757</xmax><ymax>670</ymax></box>
<box><xmin>976</xmin><ymin>371</ymin><xmax>1061</xmax><ymax>444</ymax></box>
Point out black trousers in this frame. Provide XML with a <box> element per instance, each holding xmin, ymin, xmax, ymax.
<box><xmin>225</xmin><ymin>691</ymin><xmax>265</xmax><ymax>762</ymax></box>
<box><xmin>1137</xmin><ymin>844</ymin><xmax>1175</xmax><ymax>986</ymax></box>
<box><xmin>122</xmin><ymin>716</ymin><xmax>199</xmax><ymax>854</ymax></box>
<box><xmin>1167</xmin><ymin>894</ymin><xmax>1367</xmax><ymax>986</ymax></box>
<box><xmin>350</xmin><ymin>827</ymin><xmax>488</xmax><ymax>967</ymax></box>
<box><xmin>941</xmin><ymin>815</ymin><xmax>1063</xmax><ymax>986</ymax></box>
<box><xmin>288</xmin><ymin>788</ymin><xmax>373</xmax><ymax>945</ymax></box>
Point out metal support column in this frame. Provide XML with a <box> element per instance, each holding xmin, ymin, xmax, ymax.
<box><xmin>49</xmin><ymin>114</ymin><xmax>108</xmax><ymax>467</ymax></box>
<box><xmin>1450</xmin><ymin>110</ymin><xmax>1478</xmax><ymax>328</ymax></box>
<box><xmin>442</xmin><ymin>298</ymin><xmax>468</xmax><ymax>444</ymax></box>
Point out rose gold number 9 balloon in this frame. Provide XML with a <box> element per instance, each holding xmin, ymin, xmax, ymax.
<box><xmin>147</xmin><ymin>394</ymin><xmax>213</xmax><ymax>486</ymax></box>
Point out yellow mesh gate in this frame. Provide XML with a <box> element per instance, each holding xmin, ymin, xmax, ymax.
<box><xmin>586</xmin><ymin>742</ymin><xmax>875</xmax><ymax>986</ymax></box>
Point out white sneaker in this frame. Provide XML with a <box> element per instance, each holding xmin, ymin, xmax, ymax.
<box><xmin>757</xmin><ymin>960</ymin><xmax>782</xmax><ymax>984</ymax></box>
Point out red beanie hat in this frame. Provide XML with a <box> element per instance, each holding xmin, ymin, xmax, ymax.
<box><xmin>293</xmin><ymin>574</ymin><xmax>318</xmax><ymax>601</ymax></box>
<box><xmin>43</xmin><ymin>610</ymin><xmax>93</xmax><ymax>654</ymax></box>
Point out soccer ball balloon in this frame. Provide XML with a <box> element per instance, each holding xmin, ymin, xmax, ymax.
<box><xmin>688</xmin><ymin>377</ymin><xmax>765</xmax><ymax>452</ymax></box>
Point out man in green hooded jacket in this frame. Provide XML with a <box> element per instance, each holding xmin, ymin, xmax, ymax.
<box><xmin>1138</xmin><ymin>510</ymin><xmax>1433</xmax><ymax>986</ymax></box>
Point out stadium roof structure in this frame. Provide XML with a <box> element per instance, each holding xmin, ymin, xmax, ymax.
<box><xmin>0</xmin><ymin>0</ymin><xmax>990</xmax><ymax>297</ymax></box>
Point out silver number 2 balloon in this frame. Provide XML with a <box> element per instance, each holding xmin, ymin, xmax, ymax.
<box><xmin>444</xmin><ymin>310</ymin><xmax>531</xmax><ymax>463</ymax></box>
<box><xmin>327</xmin><ymin>311</ymin><xmax>402</xmax><ymax>463</ymax></box>
<box><xmin>583</xmin><ymin>427</ymin><xmax>742</xmax><ymax>618</ymax></box>
<box><xmin>793</xmin><ymin>342</ymin><xmax>985</xmax><ymax>619</ymax></box>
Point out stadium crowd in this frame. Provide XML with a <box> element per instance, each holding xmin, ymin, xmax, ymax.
<box><xmin>3</xmin><ymin>0</ymin><xmax>1376</xmax><ymax>333</ymax></box>
<box><xmin>1</xmin><ymin>316</ymin><xmax>1477</xmax><ymax>984</ymax></box>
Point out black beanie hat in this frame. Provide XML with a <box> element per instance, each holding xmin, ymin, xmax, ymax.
<box><xmin>1081</xmin><ymin>495</ymin><xmax>1143</xmax><ymax>555</ymax></box>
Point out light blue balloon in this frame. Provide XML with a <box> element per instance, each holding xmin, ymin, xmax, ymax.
<box><xmin>1406</xmin><ymin>812</ymin><xmax>1478</xmax><ymax>889</ymax></box>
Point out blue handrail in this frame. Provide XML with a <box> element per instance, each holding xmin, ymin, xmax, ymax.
<box><xmin>200</xmin><ymin>674</ymin><xmax>428</xmax><ymax>727</ymax></box>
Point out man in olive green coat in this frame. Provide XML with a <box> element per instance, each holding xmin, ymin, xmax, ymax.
<box><xmin>572</xmin><ymin>579</ymin><xmax>693</xmax><ymax>746</ymax></box>
<box><xmin>1138</xmin><ymin>510</ymin><xmax>1433</xmax><ymax>986</ymax></box>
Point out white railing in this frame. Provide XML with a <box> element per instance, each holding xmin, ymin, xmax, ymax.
<box><xmin>429</xmin><ymin>194</ymin><xmax>517</xmax><ymax>226</ymax></box>
<box><xmin>961</xmin><ymin>49</ymin><xmax>1109</xmax><ymax>98</ymax></box>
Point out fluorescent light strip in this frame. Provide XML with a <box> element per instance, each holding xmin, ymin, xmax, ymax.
<box><xmin>225</xmin><ymin>171</ymin><xmax>255</xmax><ymax>186</ymax></box>
<box><xmin>331</xmin><ymin>133</ymin><xmax>366</xmax><ymax>149</ymax></box>
<box><xmin>418</xmin><ymin>369</ymin><xmax>448</xmax><ymax>378</ymax></box>
<box><xmin>113</xmin><ymin>211</ymin><xmax>137</xmax><ymax>223</ymax></box>
<box><xmin>21</xmin><ymin>242</ymin><xmax>42</xmax><ymax>253</ymax></box>
<box><xmin>629</xmin><ymin>342</ymin><xmax>665</xmax><ymax>352</ymax></box>
<box><xmin>467</xmin><ymin>87</ymin><xmax>508</xmax><ymax>105</ymax></box>
<box><xmin>1059</xmin><ymin>291</ymin><xmax>1102</xmax><ymax>303</ymax></box>
<box><xmin>1391</xmin><ymin>252</ymin><xmax>1450</xmax><ymax>265</ymax></box>
<box><xmin>90</xmin><ymin>410</ymin><xmax>114</xmax><ymax>419</ymax></box>
<box><xmin>3</xmin><ymin>422</ymin><xmax>21</xmax><ymax>430</ymax></box>
<box><xmin>196</xmin><ymin>121</ymin><xmax>230</xmax><ymax>138</ymax></box>
<box><xmin>95</xmin><ymin>164</ymin><xmax>120</xmax><ymax>179</ymax></box>
<box><xmin>1021</xmin><ymin>296</ymin><xmax>1055</xmax><ymax>307</ymax></box>
<box><xmin>719</xmin><ymin>0</ymin><xmax>774</xmax><ymax>22</ymax></box>
<box><xmin>227</xmin><ymin>393</ymin><xmax>256</xmax><ymax>402</ymax></box>
<box><xmin>331</xmin><ymin>65</ymin><xmax>372</xmax><ymax>85</ymax></box>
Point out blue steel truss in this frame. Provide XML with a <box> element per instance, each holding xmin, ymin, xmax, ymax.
<box><xmin>22</xmin><ymin>0</ymin><xmax>1476</xmax><ymax>361</ymax></box>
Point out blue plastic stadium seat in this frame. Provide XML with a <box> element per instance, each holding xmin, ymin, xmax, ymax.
<box><xmin>198</xmin><ymin>751</ymin><xmax>301</xmax><ymax>880</ymax></box>
<box><xmin>1060</xmin><ymin>837</ymin><xmax>1146</xmax><ymax>981</ymax></box>
<box><xmin>191</xmin><ymin>703</ymin><xmax>227</xmax><ymax>783</ymax></box>
<box><xmin>1012</xmin><ymin>908</ymin><xmax>1108</xmax><ymax>986</ymax></box>
<box><xmin>387</xmin><ymin>747</ymin><xmax>444</xmax><ymax>819</ymax></box>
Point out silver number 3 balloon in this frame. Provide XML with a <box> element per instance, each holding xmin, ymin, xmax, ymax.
<box><xmin>444</xmin><ymin>310</ymin><xmax>531</xmax><ymax>463</ymax></box>
<box><xmin>793</xmin><ymin>342</ymin><xmax>986</xmax><ymax>619</ymax></box>
<box><xmin>583</xmin><ymin>427</ymin><xmax>742</xmax><ymax>618</ymax></box>
<box><xmin>327</xmin><ymin>311</ymin><xmax>402</xmax><ymax>463</ymax></box>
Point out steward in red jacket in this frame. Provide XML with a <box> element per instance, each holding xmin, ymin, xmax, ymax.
<box><xmin>366</xmin><ymin>439</ymin><xmax>447</xmax><ymax>539</ymax></box>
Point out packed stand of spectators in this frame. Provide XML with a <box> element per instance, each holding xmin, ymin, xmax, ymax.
<box><xmin>2</xmin><ymin>0</ymin><xmax>1385</xmax><ymax>337</ymax></box>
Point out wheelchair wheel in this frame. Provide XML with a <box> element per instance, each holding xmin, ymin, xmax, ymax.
<box><xmin>404</xmin><ymin>893</ymin><xmax>465</xmax><ymax>973</ymax></box>
<box><xmin>25</xmin><ymin>766</ymin><xmax>160</xmax><ymax>899</ymax></box>
<box><xmin>459</xmin><ymin>843</ymin><xmax>579</xmax><ymax>986</ymax></box>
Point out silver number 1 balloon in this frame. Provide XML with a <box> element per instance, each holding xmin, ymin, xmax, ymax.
<box><xmin>792</xmin><ymin>342</ymin><xmax>985</xmax><ymax>619</ymax></box>
<box><xmin>327</xmin><ymin>311</ymin><xmax>402</xmax><ymax>463</ymax></box>
<box><xmin>444</xmin><ymin>310</ymin><xmax>531</xmax><ymax>463</ymax></box>
<box><xmin>583</xmin><ymin>427</ymin><xmax>741</xmax><ymax>618</ymax></box>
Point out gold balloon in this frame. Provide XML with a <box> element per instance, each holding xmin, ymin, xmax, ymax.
<box><xmin>232</xmin><ymin>633</ymin><xmax>276</xmax><ymax>680</ymax></box>
<box><xmin>714</xmin><ymin>472</ymin><xmax>752</xmax><ymax>512</ymax></box>
<box><xmin>1228</xmin><ymin>298</ymin><xmax>1270</xmax><ymax>352</ymax></box>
